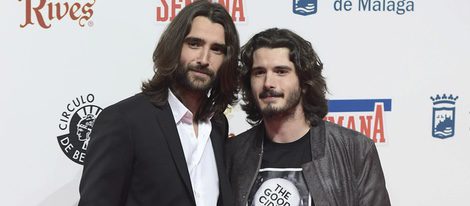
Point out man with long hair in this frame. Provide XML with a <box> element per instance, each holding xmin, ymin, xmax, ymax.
<box><xmin>225</xmin><ymin>28</ymin><xmax>390</xmax><ymax>206</ymax></box>
<box><xmin>79</xmin><ymin>1</ymin><xmax>239</xmax><ymax>205</ymax></box>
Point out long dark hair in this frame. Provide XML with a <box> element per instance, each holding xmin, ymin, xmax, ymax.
<box><xmin>141</xmin><ymin>0</ymin><xmax>240</xmax><ymax>121</ymax></box>
<box><xmin>240</xmin><ymin>28</ymin><xmax>328</xmax><ymax>126</ymax></box>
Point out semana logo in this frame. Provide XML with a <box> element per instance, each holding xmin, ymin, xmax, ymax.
<box><xmin>324</xmin><ymin>99</ymin><xmax>392</xmax><ymax>143</ymax></box>
<box><xmin>57</xmin><ymin>94</ymin><xmax>102</xmax><ymax>164</ymax></box>
<box><xmin>19</xmin><ymin>0</ymin><xmax>96</xmax><ymax>29</ymax></box>
<box><xmin>156</xmin><ymin>0</ymin><xmax>246</xmax><ymax>22</ymax></box>
<box><xmin>430</xmin><ymin>94</ymin><xmax>458</xmax><ymax>139</ymax></box>
<box><xmin>293</xmin><ymin>0</ymin><xmax>318</xmax><ymax>16</ymax></box>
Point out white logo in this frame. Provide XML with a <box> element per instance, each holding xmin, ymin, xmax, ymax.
<box><xmin>254</xmin><ymin>178</ymin><xmax>301</xmax><ymax>206</ymax></box>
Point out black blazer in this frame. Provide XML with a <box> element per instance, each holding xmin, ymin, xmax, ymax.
<box><xmin>78</xmin><ymin>93</ymin><xmax>233</xmax><ymax>206</ymax></box>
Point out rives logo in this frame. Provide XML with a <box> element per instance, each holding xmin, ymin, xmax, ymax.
<box><xmin>324</xmin><ymin>99</ymin><xmax>392</xmax><ymax>143</ymax></box>
<box><xmin>19</xmin><ymin>0</ymin><xmax>96</xmax><ymax>29</ymax></box>
<box><xmin>57</xmin><ymin>94</ymin><xmax>102</xmax><ymax>164</ymax></box>
<box><xmin>431</xmin><ymin>94</ymin><xmax>458</xmax><ymax>139</ymax></box>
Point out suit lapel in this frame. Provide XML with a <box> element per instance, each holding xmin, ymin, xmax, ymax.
<box><xmin>210</xmin><ymin>116</ymin><xmax>234</xmax><ymax>206</ymax></box>
<box><xmin>210</xmin><ymin>116</ymin><xmax>225</xmax><ymax>175</ymax></box>
<box><xmin>154</xmin><ymin>102</ymin><xmax>195</xmax><ymax>203</ymax></box>
<box><xmin>302</xmin><ymin>121</ymin><xmax>334</xmax><ymax>205</ymax></box>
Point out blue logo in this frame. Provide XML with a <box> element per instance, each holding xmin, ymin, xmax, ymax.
<box><xmin>431</xmin><ymin>94</ymin><xmax>458</xmax><ymax>139</ymax></box>
<box><xmin>293</xmin><ymin>0</ymin><xmax>318</xmax><ymax>16</ymax></box>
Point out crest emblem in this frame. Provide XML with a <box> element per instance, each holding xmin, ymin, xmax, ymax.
<box><xmin>431</xmin><ymin>94</ymin><xmax>458</xmax><ymax>139</ymax></box>
<box><xmin>293</xmin><ymin>0</ymin><xmax>318</xmax><ymax>16</ymax></box>
<box><xmin>57</xmin><ymin>94</ymin><xmax>103</xmax><ymax>164</ymax></box>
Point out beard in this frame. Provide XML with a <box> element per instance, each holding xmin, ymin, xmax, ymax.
<box><xmin>258</xmin><ymin>87</ymin><xmax>302</xmax><ymax>118</ymax></box>
<box><xmin>175</xmin><ymin>62</ymin><xmax>216</xmax><ymax>91</ymax></box>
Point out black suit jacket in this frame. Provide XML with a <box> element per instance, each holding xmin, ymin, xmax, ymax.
<box><xmin>78</xmin><ymin>93</ymin><xmax>234</xmax><ymax>206</ymax></box>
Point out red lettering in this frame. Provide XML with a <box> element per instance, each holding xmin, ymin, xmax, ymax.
<box><xmin>232</xmin><ymin>0</ymin><xmax>245</xmax><ymax>21</ymax></box>
<box><xmin>157</xmin><ymin>0</ymin><xmax>169</xmax><ymax>21</ymax></box>
<box><xmin>47</xmin><ymin>2</ymin><xmax>53</xmax><ymax>20</ymax></box>
<box><xmin>33</xmin><ymin>0</ymin><xmax>49</xmax><ymax>28</ymax></box>
<box><xmin>325</xmin><ymin>103</ymin><xmax>388</xmax><ymax>143</ymax></box>
<box><xmin>80</xmin><ymin>0</ymin><xmax>95</xmax><ymax>27</ymax></box>
<box><xmin>170</xmin><ymin>0</ymin><xmax>182</xmax><ymax>21</ymax></box>
<box><xmin>359</xmin><ymin>115</ymin><xmax>372</xmax><ymax>138</ymax></box>
<box><xmin>169</xmin><ymin>0</ymin><xmax>192</xmax><ymax>21</ymax></box>
<box><xmin>157</xmin><ymin>0</ymin><xmax>245</xmax><ymax>22</ymax></box>
<box><xmin>20</xmin><ymin>0</ymin><xmax>34</xmax><ymax>27</ymax></box>
<box><xmin>325</xmin><ymin>116</ymin><xmax>344</xmax><ymax>126</ymax></box>
<box><xmin>69</xmin><ymin>3</ymin><xmax>81</xmax><ymax>20</ymax></box>
<box><xmin>20</xmin><ymin>0</ymin><xmax>94</xmax><ymax>29</ymax></box>
<box><xmin>346</xmin><ymin>116</ymin><xmax>356</xmax><ymax>130</ymax></box>
<box><xmin>20</xmin><ymin>0</ymin><xmax>50</xmax><ymax>28</ymax></box>
<box><xmin>55</xmin><ymin>2</ymin><xmax>70</xmax><ymax>20</ymax></box>
<box><xmin>373</xmin><ymin>104</ymin><xmax>385</xmax><ymax>143</ymax></box>
<box><xmin>218</xmin><ymin>0</ymin><xmax>230</xmax><ymax>10</ymax></box>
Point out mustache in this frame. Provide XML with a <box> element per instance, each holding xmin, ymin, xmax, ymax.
<box><xmin>259</xmin><ymin>89</ymin><xmax>284</xmax><ymax>99</ymax></box>
<box><xmin>187</xmin><ymin>64</ymin><xmax>214</xmax><ymax>77</ymax></box>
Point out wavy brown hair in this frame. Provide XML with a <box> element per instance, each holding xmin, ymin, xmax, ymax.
<box><xmin>240</xmin><ymin>28</ymin><xmax>327</xmax><ymax>126</ymax></box>
<box><xmin>141</xmin><ymin>0</ymin><xmax>240</xmax><ymax>121</ymax></box>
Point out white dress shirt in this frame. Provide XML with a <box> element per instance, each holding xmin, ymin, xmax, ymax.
<box><xmin>167</xmin><ymin>90</ymin><xmax>219</xmax><ymax>206</ymax></box>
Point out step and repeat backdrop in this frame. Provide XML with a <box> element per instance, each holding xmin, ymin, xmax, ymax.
<box><xmin>1</xmin><ymin>0</ymin><xmax>469</xmax><ymax>205</ymax></box>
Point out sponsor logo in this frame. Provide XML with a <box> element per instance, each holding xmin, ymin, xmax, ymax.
<box><xmin>293</xmin><ymin>0</ymin><xmax>318</xmax><ymax>16</ymax></box>
<box><xmin>335</xmin><ymin>0</ymin><xmax>415</xmax><ymax>15</ymax></box>
<box><xmin>156</xmin><ymin>0</ymin><xmax>246</xmax><ymax>22</ymax></box>
<box><xmin>19</xmin><ymin>0</ymin><xmax>96</xmax><ymax>29</ymax></box>
<box><xmin>57</xmin><ymin>94</ymin><xmax>102</xmax><ymax>164</ymax></box>
<box><xmin>356</xmin><ymin>0</ymin><xmax>414</xmax><ymax>15</ymax></box>
<box><xmin>292</xmin><ymin>0</ymin><xmax>415</xmax><ymax>15</ymax></box>
<box><xmin>250</xmin><ymin>168</ymin><xmax>311</xmax><ymax>206</ymax></box>
<box><xmin>325</xmin><ymin>99</ymin><xmax>392</xmax><ymax>143</ymax></box>
<box><xmin>254</xmin><ymin>178</ymin><xmax>301</xmax><ymax>206</ymax></box>
<box><xmin>430</xmin><ymin>94</ymin><xmax>458</xmax><ymax>139</ymax></box>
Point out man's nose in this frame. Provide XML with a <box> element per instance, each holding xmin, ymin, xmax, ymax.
<box><xmin>197</xmin><ymin>48</ymin><xmax>210</xmax><ymax>67</ymax></box>
<box><xmin>263</xmin><ymin>72</ymin><xmax>276</xmax><ymax>89</ymax></box>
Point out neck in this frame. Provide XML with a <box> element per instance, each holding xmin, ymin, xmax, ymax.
<box><xmin>263</xmin><ymin>105</ymin><xmax>310</xmax><ymax>143</ymax></box>
<box><xmin>172</xmin><ymin>85</ymin><xmax>205</xmax><ymax>116</ymax></box>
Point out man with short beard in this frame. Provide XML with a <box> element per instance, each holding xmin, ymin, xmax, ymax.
<box><xmin>78</xmin><ymin>1</ymin><xmax>239</xmax><ymax>206</ymax></box>
<box><xmin>225</xmin><ymin>28</ymin><xmax>390</xmax><ymax>206</ymax></box>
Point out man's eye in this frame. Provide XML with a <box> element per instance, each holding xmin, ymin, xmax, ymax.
<box><xmin>185</xmin><ymin>38</ymin><xmax>202</xmax><ymax>48</ymax></box>
<box><xmin>211</xmin><ymin>45</ymin><xmax>226</xmax><ymax>55</ymax></box>
<box><xmin>187</xmin><ymin>41</ymin><xmax>200</xmax><ymax>48</ymax></box>
<box><xmin>252</xmin><ymin>70</ymin><xmax>265</xmax><ymax>76</ymax></box>
<box><xmin>276</xmin><ymin>70</ymin><xmax>288</xmax><ymax>75</ymax></box>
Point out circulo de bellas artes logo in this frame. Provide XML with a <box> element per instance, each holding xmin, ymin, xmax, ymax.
<box><xmin>19</xmin><ymin>0</ymin><xmax>96</xmax><ymax>29</ymax></box>
<box><xmin>57</xmin><ymin>94</ymin><xmax>102</xmax><ymax>164</ymax></box>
